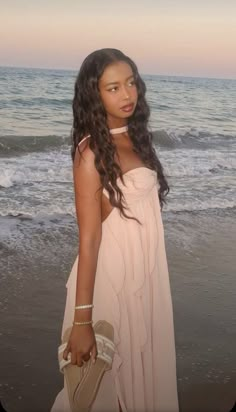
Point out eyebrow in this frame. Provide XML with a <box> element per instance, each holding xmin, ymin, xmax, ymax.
<box><xmin>105</xmin><ymin>75</ymin><xmax>134</xmax><ymax>87</ymax></box>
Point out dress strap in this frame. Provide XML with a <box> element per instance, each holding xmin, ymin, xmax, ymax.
<box><xmin>78</xmin><ymin>135</ymin><xmax>90</xmax><ymax>146</ymax></box>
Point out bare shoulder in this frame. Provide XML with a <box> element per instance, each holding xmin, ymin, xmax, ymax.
<box><xmin>74</xmin><ymin>136</ymin><xmax>91</xmax><ymax>166</ymax></box>
<box><xmin>72</xmin><ymin>136</ymin><xmax>102</xmax><ymax>231</ymax></box>
<box><xmin>73</xmin><ymin>136</ymin><xmax>100</xmax><ymax>183</ymax></box>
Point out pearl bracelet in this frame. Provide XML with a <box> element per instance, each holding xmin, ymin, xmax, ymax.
<box><xmin>73</xmin><ymin>320</ymin><xmax>93</xmax><ymax>326</ymax></box>
<box><xmin>75</xmin><ymin>304</ymin><xmax>94</xmax><ymax>310</ymax></box>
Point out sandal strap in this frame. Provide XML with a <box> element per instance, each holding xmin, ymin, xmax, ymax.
<box><xmin>58</xmin><ymin>342</ymin><xmax>67</xmax><ymax>354</ymax></box>
<box><xmin>59</xmin><ymin>353</ymin><xmax>71</xmax><ymax>372</ymax></box>
<box><xmin>95</xmin><ymin>334</ymin><xmax>115</xmax><ymax>366</ymax></box>
<box><xmin>95</xmin><ymin>334</ymin><xmax>115</xmax><ymax>351</ymax></box>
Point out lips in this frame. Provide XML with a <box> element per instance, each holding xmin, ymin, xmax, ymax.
<box><xmin>120</xmin><ymin>103</ymin><xmax>134</xmax><ymax>112</ymax></box>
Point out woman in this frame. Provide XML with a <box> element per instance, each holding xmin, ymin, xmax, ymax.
<box><xmin>51</xmin><ymin>48</ymin><xmax>179</xmax><ymax>412</ymax></box>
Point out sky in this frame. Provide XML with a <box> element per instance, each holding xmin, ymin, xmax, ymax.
<box><xmin>0</xmin><ymin>0</ymin><xmax>236</xmax><ymax>79</ymax></box>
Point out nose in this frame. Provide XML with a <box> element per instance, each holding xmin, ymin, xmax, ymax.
<box><xmin>121</xmin><ymin>85</ymin><xmax>130</xmax><ymax>99</ymax></box>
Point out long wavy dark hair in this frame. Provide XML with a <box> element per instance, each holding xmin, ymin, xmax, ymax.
<box><xmin>71</xmin><ymin>48</ymin><xmax>169</xmax><ymax>222</ymax></box>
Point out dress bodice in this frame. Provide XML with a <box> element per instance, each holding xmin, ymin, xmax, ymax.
<box><xmin>103</xmin><ymin>167</ymin><xmax>159</xmax><ymax>207</ymax></box>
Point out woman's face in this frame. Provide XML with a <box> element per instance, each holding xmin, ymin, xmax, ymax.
<box><xmin>98</xmin><ymin>61</ymin><xmax>138</xmax><ymax>128</ymax></box>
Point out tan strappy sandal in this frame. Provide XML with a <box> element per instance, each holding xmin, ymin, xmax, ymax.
<box><xmin>58</xmin><ymin>320</ymin><xmax>115</xmax><ymax>412</ymax></box>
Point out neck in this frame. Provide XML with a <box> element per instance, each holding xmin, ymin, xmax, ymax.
<box><xmin>107</xmin><ymin>118</ymin><xmax>127</xmax><ymax>128</ymax></box>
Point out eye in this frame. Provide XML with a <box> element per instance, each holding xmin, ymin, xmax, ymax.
<box><xmin>107</xmin><ymin>86</ymin><xmax>118</xmax><ymax>92</ymax></box>
<box><xmin>128</xmin><ymin>79</ymin><xmax>135</xmax><ymax>87</ymax></box>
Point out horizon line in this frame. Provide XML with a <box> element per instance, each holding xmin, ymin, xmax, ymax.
<box><xmin>0</xmin><ymin>64</ymin><xmax>235</xmax><ymax>82</ymax></box>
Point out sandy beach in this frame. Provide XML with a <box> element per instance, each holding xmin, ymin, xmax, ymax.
<box><xmin>0</xmin><ymin>209</ymin><xmax>235</xmax><ymax>412</ymax></box>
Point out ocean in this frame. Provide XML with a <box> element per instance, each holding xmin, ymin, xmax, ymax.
<box><xmin>0</xmin><ymin>66</ymin><xmax>235</xmax><ymax>411</ymax></box>
<box><xmin>0</xmin><ymin>67</ymin><xmax>235</xmax><ymax>216</ymax></box>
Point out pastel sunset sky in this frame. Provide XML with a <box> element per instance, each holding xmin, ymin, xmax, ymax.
<box><xmin>1</xmin><ymin>0</ymin><xmax>235</xmax><ymax>78</ymax></box>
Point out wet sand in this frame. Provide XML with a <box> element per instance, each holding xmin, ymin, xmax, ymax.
<box><xmin>0</xmin><ymin>210</ymin><xmax>235</xmax><ymax>411</ymax></box>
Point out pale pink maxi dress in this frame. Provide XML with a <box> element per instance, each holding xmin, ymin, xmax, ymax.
<box><xmin>51</xmin><ymin>138</ymin><xmax>179</xmax><ymax>412</ymax></box>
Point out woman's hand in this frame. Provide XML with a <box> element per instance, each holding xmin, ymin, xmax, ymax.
<box><xmin>63</xmin><ymin>324</ymin><xmax>97</xmax><ymax>367</ymax></box>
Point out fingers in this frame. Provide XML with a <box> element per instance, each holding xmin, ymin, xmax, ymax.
<box><xmin>71</xmin><ymin>350</ymin><xmax>78</xmax><ymax>365</ymax></box>
<box><xmin>76</xmin><ymin>353</ymin><xmax>85</xmax><ymax>367</ymax></box>
<box><xmin>64</xmin><ymin>346</ymin><xmax>85</xmax><ymax>367</ymax></box>
<box><xmin>90</xmin><ymin>343</ymin><xmax>97</xmax><ymax>364</ymax></box>
<box><xmin>63</xmin><ymin>344</ymin><xmax>79</xmax><ymax>365</ymax></box>
<box><xmin>63</xmin><ymin>344</ymin><xmax>70</xmax><ymax>361</ymax></box>
<box><xmin>82</xmin><ymin>353</ymin><xmax>90</xmax><ymax>362</ymax></box>
<box><xmin>63</xmin><ymin>343</ymin><xmax>97</xmax><ymax>367</ymax></box>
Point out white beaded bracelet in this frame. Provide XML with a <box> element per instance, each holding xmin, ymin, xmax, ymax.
<box><xmin>75</xmin><ymin>304</ymin><xmax>94</xmax><ymax>310</ymax></box>
<box><xmin>73</xmin><ymin>320</ymin><xmax>93</xmax><ymax>326</ymax></box>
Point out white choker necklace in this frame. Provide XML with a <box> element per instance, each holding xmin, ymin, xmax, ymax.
<box><xmin>110</xmin><ymin>125</ymin><xmax>128</xmax><ymax>135</ymax></box>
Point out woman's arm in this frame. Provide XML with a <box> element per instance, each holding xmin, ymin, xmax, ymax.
<box><xmin>63</xmin><ymin>142</ymin><xmax>102</xmax><ymax>367</ymax></box>
<box><xmin>72</xmin><ymin>141</ymin><xmax>102</xmax><ymax>323</ymax></box>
